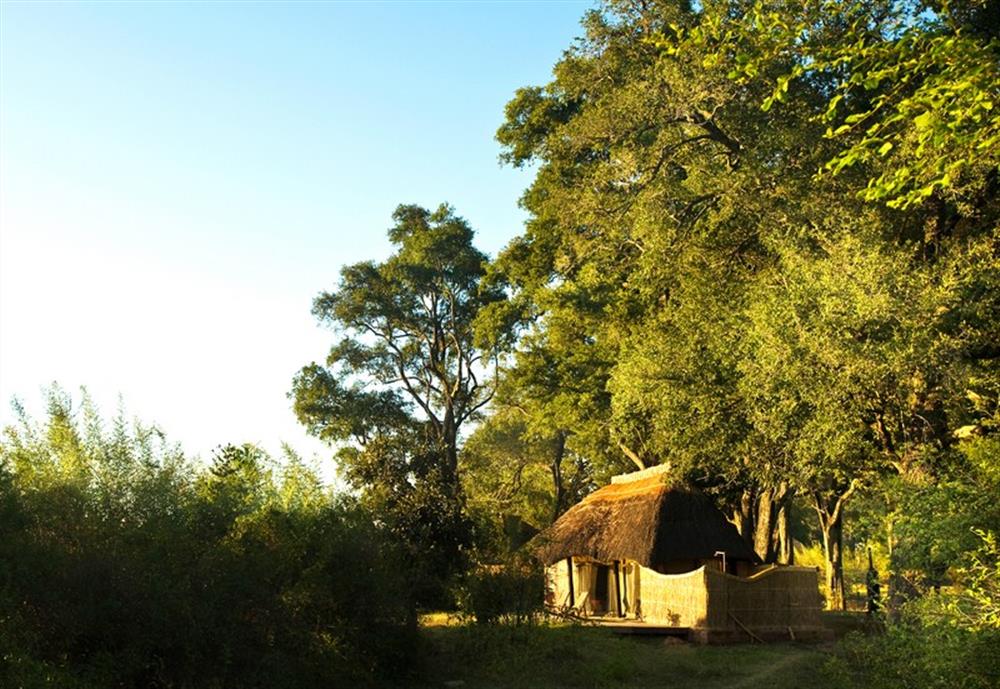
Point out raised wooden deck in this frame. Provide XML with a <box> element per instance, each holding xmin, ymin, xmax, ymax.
<box><xmin>594</xmin><ymin>619</ymin><xmax>834</xmax><ymax>644</ymax></box>
<box><xmin>595</xmin><ymin>619</ymin><xmax>690</xmax><ymax>637</ymax></box>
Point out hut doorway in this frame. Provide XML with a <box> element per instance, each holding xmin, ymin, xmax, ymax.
<box><xmin>592</xmin><ymin>564</ymin><xmax>611</xmax><ymax>614</ymax></box>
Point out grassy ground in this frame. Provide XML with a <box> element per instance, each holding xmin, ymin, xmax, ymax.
<box><xmin>412</xmin><ymin>622</ymin><xmax>841</xmax><ymax>689</ymax></box>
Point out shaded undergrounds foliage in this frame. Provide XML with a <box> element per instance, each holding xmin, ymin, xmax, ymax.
<box><xmin>829</xmin><ymin>622</ymin><xmax>1000</xmax><ymax>689</ymax></box>
<box><xmin>0</xmin><ymin>389</ymin><xmax>416</xmax><ymax>689</ymax></box>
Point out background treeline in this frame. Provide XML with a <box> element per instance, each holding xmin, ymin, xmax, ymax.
<box><xmin>466</xmin><ymin>0</ymin><xmax>1000</xmax><ymax>607</ymax></box>
<box><xmin>465</xmin><ymin>0</ymin><xmax>999</xmax><ymax>683</ymax></box>
<box><xmin>289</xmin><ymin>0</ymin><xmax>1000</xmax><ymax>684</ymax></box>
<box><xmin>0</xmin><ymin>388</ymin><xmax>416</xmax><ymax>689</ymax></box>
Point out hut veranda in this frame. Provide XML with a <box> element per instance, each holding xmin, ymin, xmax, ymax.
<box><xmin>535</xmin><ymin>465</ymin><xmax>827</xmax><ymax>642</ymax></box>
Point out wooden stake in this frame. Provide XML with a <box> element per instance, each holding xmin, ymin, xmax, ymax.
<box><xmin>729</xmin><ymin>612</ymin><xmax>763</xmax><ymax>643</ymax></box>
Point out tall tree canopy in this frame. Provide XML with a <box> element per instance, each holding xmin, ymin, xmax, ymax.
<box><xmin>485</xmin><ymin>0</ymin><xmax>999</xmax><ymax>607</ymax></box>
<box><xmin>292</xmin><ymin>204</ymin><xmax>506</xmax><ymax>588</ymax></box>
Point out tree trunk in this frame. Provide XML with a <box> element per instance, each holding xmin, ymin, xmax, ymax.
<box><xmin>754</xmin><ymin>489</ymin><xmax>776</xmax><ymax>562</ymax></box>
<box><xmin>777</xmin><ymin>498</ymin><xmax>794</xmax><ymax>565</ymax></box>
<box><xmin>617</xmin><ymin>442</ymin><xmax>648</xmax><ymax>471</ymax></box>
<box><xmin>885</xmin><ymin>516</ymin><xmax>904</xmax><ymax>619</ymax></box>
<box><xmin>441</xmin><ymin>407</ymin><xmax>459</xmax><ymax>491</ymax></box>
<box><xmin>819</xmin><ymin>510</ymin><xmax>846</xmax><ymax>610</ymax></box>
<box><xmin>752</xmin><ymin>483</ymin><xmax>793</xmax><ymax>563</ymax></box>
<box><xmin>732</xmin><ymin>487</ymin><xmax>756</xmax><ymax>551</ymax></box>
<box><xmin>813</xmin><ymin>481</ymin><xmax>858</xmax><ymax>611</ymax></box>
<box><xmin>550</xmin><ymin>431</ymin><xmax>568</xmax><ymax>522</ymax></box>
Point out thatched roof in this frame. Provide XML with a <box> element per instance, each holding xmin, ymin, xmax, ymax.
<box><xmin>534</xmin><ymin>466</ymin><xmax>760</xmax><ymax>567</ymax></box>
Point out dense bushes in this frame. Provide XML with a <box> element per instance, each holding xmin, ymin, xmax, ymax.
<box><xmin>826</xmin><ymin>617</ymin><xmax>1000</xmax><ymax>689</ymax></box>
<box><xmin>0</xmin><ymin>391</ymin><xmax>416</xmax><ymax>688</ymax></box>
<box><xmin>824</xmin><ymin>527</ymin><xmax>1000</xmax><ymax>689</ymax></box>
<box><xmin>455</xmin><ymin>555</ymin><xmax>544</xmax><ymax>625</ymax></box>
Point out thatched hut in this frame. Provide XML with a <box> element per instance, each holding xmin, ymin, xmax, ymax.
<box><xmin>536</xmin><ymin>465</ymin><xmax>827</xmax><ymax>643</ymax></box>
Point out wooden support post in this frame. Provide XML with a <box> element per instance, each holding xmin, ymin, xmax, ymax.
<box><xmin>567</xmin><ymin>557</ymin><xmax>575</xmax><ymax>608</ymax></box>
<box><xmin>614</xmin><ymin>561</ymin><xmax>623</xmax><ymax>617</ymax></box>
<box><xmin>621</xmin><ymin>561</ymin><xmax>628</xmax><ymax>616</ymax></box>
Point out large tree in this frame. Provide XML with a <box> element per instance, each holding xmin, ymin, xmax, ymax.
<box><xmin>292</xmin><ymin>204</ymin><xmax>506</xmax><ymax>584</ymax></box>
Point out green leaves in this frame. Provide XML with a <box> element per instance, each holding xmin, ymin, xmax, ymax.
<box><xmin>701</xmin><ymin>0</ymin><xmax>1000</xmax><ymax>208</ymax></box>
<box><xmin>299</xmin><ymin>202</ymin><xmax>503</xmax><ymax>450</ymax></box>
<box><xmin>491</xmin><ymin>1</ymin><xmax>999</xmax><ymax>577</ymax></box>
<box><xmin>293</xmin><ymin>203</ymin><xmax>505</xmax><ymax>586</ymax></box>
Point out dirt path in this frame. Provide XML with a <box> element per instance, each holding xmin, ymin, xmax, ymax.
<box><xmin>726</xmin><ymin>650</ymin><xmax>810</xmax><ymax>689</ymax></box>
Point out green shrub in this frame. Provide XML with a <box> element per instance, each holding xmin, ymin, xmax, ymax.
<box><xmin>824</xmin><ymin>580</ymin><xmax>1000</xmax><ymax>689</ymax></box>
<box><xmin>0</xmin><ymin>397</ymin><xmax>419</xmax><ymax>689</ymax></box>
<box><xmin>826</xmin><ymin>622</ymin><xmax>1000</xmax><ymax>689</ymax></box>
<box><xmin>456</xmin><ymin>555</ymin><xmax>545</xmax><ymax>625</ymax></box>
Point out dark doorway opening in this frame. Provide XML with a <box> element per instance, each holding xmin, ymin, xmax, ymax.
<box><xmin>593</xmin><ymin>564</ymin><xmax>610</xmax><ymax>614</ymax></box>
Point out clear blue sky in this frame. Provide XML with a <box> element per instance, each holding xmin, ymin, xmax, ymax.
<box><xmin>0</xmin><ymin>0</ymin><xmax>593</xmax><ymax>465</ymax></box>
